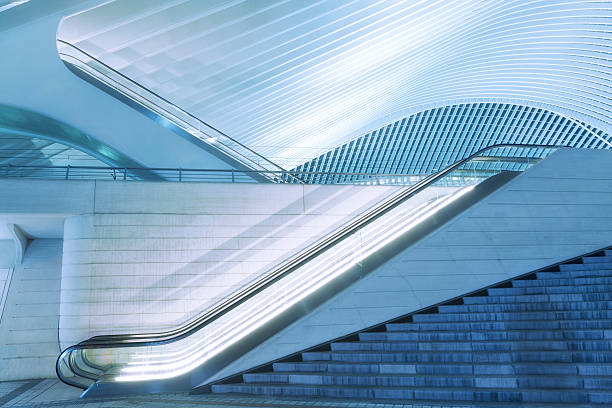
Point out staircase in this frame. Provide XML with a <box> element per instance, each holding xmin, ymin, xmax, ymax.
<box><xmin>209</xmin><ymin>248</ymin><xmax>612</xmax><ymax>406</ymax></box>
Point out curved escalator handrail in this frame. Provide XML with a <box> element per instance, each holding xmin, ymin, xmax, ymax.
<box><xmin>56</xmin><ymin>143</ymin><xmax>565</xmax><ymax>389</ymax></box>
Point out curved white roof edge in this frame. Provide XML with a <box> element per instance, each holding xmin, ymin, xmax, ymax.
<box><xmin>55</xmin><ymin>0</ymin><xmax>612</xmax><ymax>169</ymax></box>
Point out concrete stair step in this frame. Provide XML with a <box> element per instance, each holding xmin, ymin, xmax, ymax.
<box><xmin>360</xmin><ymin>329</ymin><xmax>611</xmax><ymax>342</ymax></box>
<box><xmin>585</xmin><ymin>378</ymin><xmax>612</xmax><ymax>390</ymax></box>
<box><xmin>242</xmin><ymin>372</ymin><xmax>604</xmax><ymax>390</ymax></box>
<box><xmin>438</xmin><ymin>300</ymin><xmax>612</xmax><ymax>313</ymax></box>
<box><xmin>386</xmin><ymin>319</ymin><xmax>612</xmax><ymax>332</ymax></box>
<box><xmin>272</xmin><ymin>361</ymin><xmax>420</xmax><ymax>374</ymax></box>
<box><xmin>487</xmin><ymin>285</ymin><xmax>612</xmax><ymax>296</ymax></box>
<box><xmin>412</xmin><ymin>310</ymin><xmax>612</xmax><ymax>323</ymax></box>
<box><xmin>272</xmin><ymin>361</ymin><xmax>594</xmax><ymax>376</ymax></box>
<box><xmin>513</xmin><ymin>277</ymin><xmax>612</xmax><ymax>287</ymax></box>
<box><xmin>211</xmin><ymin>383</ymin><xmax>609</xmax><ymax>404</ymax></box>
<box><xmin>583</xmin><ymin>255</ymin><xmax>612</xmax><ymax>264</ymax></box>
<box><xmin>330</xmin><ymin>340</ymin><xmax>611</xmax><ymax>352</ymax></box>
<box><xmin>300</xmin><ymin>350</ymin><xmax>612</xmax><ymax>364</ymax></box>
<box><xmin>243</xmin><ymin>372</ymin><xmax>483</xmax><ymax>387</ymax></box>
<box><xmin>537</xmin><ymin>269</ymin><xmax>612</xmax><ymax>279</ymax></box>
<box><xmin>463</xmin><ymin>292</ymin><xmax>612</xmax><ymax>304</ymax></box>
<box><xmin>559</xmin><ymin>263</ymin><xmax>612</xmax><ymax>272</ymax></box>
<box><xmin>579</xmin><ymin>365</ymin><xmax>612</xmax><ymax>376</ymax></box>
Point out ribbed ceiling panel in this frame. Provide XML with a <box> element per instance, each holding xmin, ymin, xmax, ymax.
<box><xmin>58</xmin><ymin>0</ymin><xmax>612</xmax><ymax>168</ymax></box>
<box><xmin>292</xmin><ymin>102</ymin><xmax>611</xmax><ymax>183</ymax></box>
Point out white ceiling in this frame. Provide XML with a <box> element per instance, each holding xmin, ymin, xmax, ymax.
<box><xmin>58</xmin><ymin>0</ymin><xmax>612</xmax><ymax>169</ymax></box>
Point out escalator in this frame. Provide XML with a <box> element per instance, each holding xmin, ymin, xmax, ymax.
<box><xmin>57</xmin><ymin>39</ymin><xmax>299</xmax><ymax>184</ymax></box>
<box><xmin>56</xmin><ymin>144</ymin><xmax>562</xmax><ymax>397</ymax></box>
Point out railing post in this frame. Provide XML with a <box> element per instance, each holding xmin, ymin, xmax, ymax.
<box><xmin>65</xmin><ymin>165</ymin><xmax>70</xmax><ymax>180</ymax></box>
<box><xmin>179</xmin><ymin>168</ymin><xmax>182</xmax><ymax>182</ymax></box>
<box><xmin>231</xmin><ymin>170</ymin><xmax>235</xmax><ymax>183</ymax></box>
<box><xmin>123</xmin><ymin>168</ymin><xmax>127</xmax><ymax>180</ymax></box>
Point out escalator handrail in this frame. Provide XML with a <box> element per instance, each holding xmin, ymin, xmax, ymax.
<box><xmin>56</xmin><ymin>143</ymin><xmax>564</xmax><ymax>388</ymax></box>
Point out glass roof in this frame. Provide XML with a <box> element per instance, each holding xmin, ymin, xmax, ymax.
<box><xmin>293</xmin><ymin>102</ymin><xmax>612</xmax><ymax>183</ymax></box>
<box><xmin>0</xmin><ymin>0</ymin><xmax>29</xmax><ymax>13</ymax></box>
<box><xmin>58</xmin><ymin>0</ymin><xmax>612</xmax><ymax>169</ymax></box>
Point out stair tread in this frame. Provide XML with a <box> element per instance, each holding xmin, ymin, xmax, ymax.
<box><xmin>304</xmin><ymin>350</ymin><xmax>612</xmax><ymax>355</ymax></box>
<box><xmin>386</xmin><ymin>318</ymin><xmax>612</xmax><ymax>329</ymax></box>
<box><xmin>413</xmin><ymin>310</ymin><xmax>612</xmax><ymax>317</ymax></box>
<box><xmin>212</xmin><ymin>382</ymin><xmax>611</xmax><ymax>405</ymax></box>
<box><xmin>332</xmin><ymin>339</ymin><xmax>612</xmax><ymax>345</ymax></box>
<box><xmin>275</xmin><ymin>361</ymin><xmax>608</xmax><ymax>366</ymax></box>
<box><xmin>214</xmin><ymin>382</ymin><xmax>610</xmax><ymax>393</ymax></box>
<box><xmin>247</xmin><ymin>371</ymin><xmax>611</xmax><ymax>379</ymax></box>
<box><xmin>440</xmin><ymin>300</ymin><xmax>612</xmax><ymax>309</ymax></box>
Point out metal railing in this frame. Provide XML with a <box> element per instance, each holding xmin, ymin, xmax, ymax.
<box><xmin>0</xmin><ymin>163</ymin><xmax>427</xmax><ymax>184</ymax></box>
<box><xmin>56</xmin><ymin>39</ymin><xmax>298</xmax><ymax>183</ymax></box>
<box><xmin>55</xmin><ymin>144</ymin><xmax>563</xmax><ymax>393</ymax></box>
<box><xmin>1</xmin><ymin>150</ymin><xmax>545</xmax><ymax>185</ymax></box>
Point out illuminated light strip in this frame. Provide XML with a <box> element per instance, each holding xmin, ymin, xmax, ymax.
<box><xmin>118</xmin><ymin>192</ymin><xmax>448</xmax><ymax>365</ymax></box>
<box><xmin>114</xmin><ymin>186</ymin><xmax>474</xmax><ymax>382</ymax></box>
<box><xmin>112</xmin><ymin>188</ymin><xmax>416</xmax><ymax>365</ymax></box>
<box><xmin>120</xmin><ymin>194</ymin><xmax>449</xmax><ymax>363</ymax></box>
<box><xmin>116</xmin><ymin>201</ymin><xmax>435</xmax><ymax>369</ymax></box>
<box><xmin>0</xmin><ymin>0</ymin><xmax>29</xmax><ymax>13</ymax></box>
<box><xmin>120</xmin><ymin>192</ymin><xmax>462</xmax><ymax>369</ymax></box>
<box><xmin>116</xmin><ymin>194</ymin><xmax>460</xmax><ymax>380</ymax></box>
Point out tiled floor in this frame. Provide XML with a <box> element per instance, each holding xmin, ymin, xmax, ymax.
<box><xmin>0</xmin><ymin>379</ymin><xmax>468</xmax><ymax>408</ymax></box>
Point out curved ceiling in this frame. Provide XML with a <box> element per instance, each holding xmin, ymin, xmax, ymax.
<box><xmin>292</xmin><ymin>102</ymin><xmax>611</xmax><ymax>183</ymax></box>
<box><xmin>58</xmin><ymin>0</ymin><xmax>612</xmax><ymax>169</ymax></box>
<box><xmin>0</xmin><ymin>103</ymin><xmax>149</xmax><ymax>168</ymax></box>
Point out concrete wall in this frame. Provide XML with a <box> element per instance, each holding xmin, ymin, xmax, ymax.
<box><xmin>0</xmin><ymin>239</ymin><xmax>62</xmax><ymax>381</ymax></box>
<box><xmin>58</xmin><ymin>182</ymin><xmax>402</xmax><ymax>347</ymax></box>
<box><xmin>0</xmin><ymin>175</ymin><xmax>460</xmax><ymax>385</ymax></box>
<box><xmin>0</xmin><ymin>179</ymin><xmax>94</xmax><ymax>241</ymax></box>
<box><xmin>0</xmin><ymin>177</ymin><xmax>402</xmax><ymax>377</ymax></box>
<box><xmin>212</xmin><ymin>148</ymin><xmax>612</xmax><ymax>382</ymax></box>
<box><xmin>0</xmin><ymin>240</ymin><xmax>15</xmax><ymax>266</ymax></box>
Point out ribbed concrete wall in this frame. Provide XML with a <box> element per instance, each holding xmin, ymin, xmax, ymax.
<box><xmin>0</xmin><ymin>267</ymin><xmax>13</xmax><ymax>329</ymax></box>
<box><xmin>59</xmin><ymin>182</ymin><xmax>402</xmax><ymax>347</ymax></box>
<box><xmin>212</xmin><ymin>148</ymin><xmax>612</xmax><ymax>383</ymax></box>
<box><xmin>0</xmin><ymin>239</ymin><xmax>62</xmax><ymax>381</ymax></box>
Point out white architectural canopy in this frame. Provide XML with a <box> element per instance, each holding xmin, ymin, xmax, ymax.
<box><xmin>57</xmin><ymin>0</ymin><xmax>612</xmax><ymax>169</ymax></box>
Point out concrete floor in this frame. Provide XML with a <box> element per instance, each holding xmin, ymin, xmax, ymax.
<box><xmin>0</xmin><ymin>379</ymin><xmax>468</xmax><ymax>408</ymax></box>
